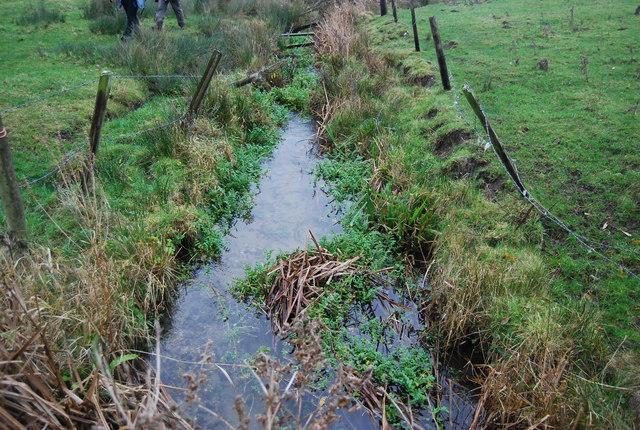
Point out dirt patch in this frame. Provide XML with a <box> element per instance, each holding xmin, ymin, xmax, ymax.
<box><xmin>447</xmin><ymin>156</ymin><xmax>485</xmax><ymax>179</ymax></box>
<box><xmin>434</xmin><ymin>129</ymin><xmax>473</xmax><ymax>157</ymax></box>
<box><xmin>424</xmin><ymin>108</ymin><xmax>438</xmax><ymax>120</ymax></box>
<box><xmin>445</xmin><ymin>41</ymin><xmax>458</xmax><ymax>50</ymax></box>
<box><xmin>403</xmin><ymin>66</ymin><xmax>436</xmax><ymax>87</ymax></box>
<box><xmin>55</xmin><ymin>129</ymin><xmax>74</xmax><ymax>142</ymax></box>
<box><xmin>483</xmin><ymin>176</ymin><xmax>505</xmax><ymax>200</ymax></box>
<box><xmin>411</xmin><ymin>74</ymin><xmax>436</xmax><ymax>87</ymax></box>
<box><xmin>537</xmin><ymin>58</ymin><xmax>549</xmax><ymax>71</ymax></box>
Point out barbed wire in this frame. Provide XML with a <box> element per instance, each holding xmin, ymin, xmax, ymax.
<box><xmin>18</xmin><ymin>144</ymin><xmax>84</xmax><ymax>189</ymax></box>
<box><xmin>112</xmin><ymin>74</ymin><xmax>201</xmax><ymax>79</ymax></box>
<box><xmin>18</xmin><ymin>113</ymin><xmax>188</xmax><ymax>187</ymax></box>
<box><xmin>1</xmin><ymin>73</ymin><xmax>245</xmax><ymax>116</ymax></box>
<box><xmin>0</xmin><ymin>79</ymin><xmax>98</xmax><ymax>115</ymax></box>
<box><xmin>102</xmin><ymin>114</ymin><xmax>186</xmax><ymax>144</ymax></box>
<box><xmin>452</xmin><ymin>78</ymin><xmax>640</xmax><ymax>258</ymax></box>
<box><xmin>450</xmin><ymin>75</ymin><xmax>639</xmax><ymax>279</ymax></box>
<box><xmin>111</xmin><ymin>74</ymin><xmax>239</xmax><ymax>80</ymax></box>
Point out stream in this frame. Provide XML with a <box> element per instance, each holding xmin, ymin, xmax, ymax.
<box><xmin>154</xmin><ymin>116</ymin><xmax>479</xmax><ymax>429</ymax></box>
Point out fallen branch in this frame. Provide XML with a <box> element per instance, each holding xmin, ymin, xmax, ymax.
<box><xmin>231</xmin><ymin>60</ymin><xmax>288</xmax><ymax>88</ymax></box>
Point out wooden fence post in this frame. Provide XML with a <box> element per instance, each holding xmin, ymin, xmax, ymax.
<box><xmin>187</xmin><ymin>50</ymin><xmax>223</xmax><ymax>121</ymax></box>
<box><xmin>380</xmin><ymin>0</ymin><xmax>387</xmax><ymax>16</ymax></box>
<box><xmin>0</xmin><ymin>115</ymin><xmax>28</xmax><ymax>240</ymax></box>
<box><xmin>82</xmin><ymin>71</ymin><xmax>112</xmax><ymax>194</ymax></box>
<box><xmin>391</xmin><ymin>0</ymin><xmax>398</xmax><ymax>22</ymax></box>
<box><xmin>462</xmin><ymin>87</ymin><xmax>526</xmax><ymax>194</ymax></box>
<box><xmin>429</xmin><ymin>16</ymin><xmax>451</xmax><ymax>91</ymax></box>
<box><xmin>411</xmin><ymin>5</ymin><xmax>420</xmax><ymax>52</ymax></box>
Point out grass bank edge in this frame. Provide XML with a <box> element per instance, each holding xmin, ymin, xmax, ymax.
<box><xmin>304</xmin><ymin>3</ymin><xmax>637</xmax><ymax>428</ymax></box>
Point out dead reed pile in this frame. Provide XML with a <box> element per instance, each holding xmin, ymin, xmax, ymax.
<box><xmin>263</xmin><ymin>235</ymin><xmax>365</xmax><ymax>332</ymax></box>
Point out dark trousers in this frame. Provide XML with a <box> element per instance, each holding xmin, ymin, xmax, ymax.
<box><xmin>122</xmin><ymin>0</ymin><xmax>139</xmax><ymax>37</ymax></box>
<box><xmin>156</xmin><ymin>0</ymin><xmax>185</xmax><ymax>28</ymax></box>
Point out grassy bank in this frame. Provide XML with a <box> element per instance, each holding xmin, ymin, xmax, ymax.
<box><xmin>1</xmin><ymin>0</ymin><xmax>316</xmax><ymax>427</ymax></box>
<box><xmin>294</xmin><ymin>1</ymin><xmax>638</xmax><ymax>428</ymax></box>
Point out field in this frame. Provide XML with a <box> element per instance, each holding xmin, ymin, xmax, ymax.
<box><xmin>372</xmin><ymin>0</ymin><xmax>640</xmax><ymax>344</ymax></box>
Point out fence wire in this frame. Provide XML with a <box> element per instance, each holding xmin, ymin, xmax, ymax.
<box><xmin>19</xmin><ymin>113</ymin><xmax>188</xmax><ymax>187</ymax></box>
<box><xmin>450</xmin><ymin>75</ymin><xmax>639</xmax><ymax>280</ymax></box>
<box><xmin>102</xmin><ymin>114</ymin><xmax>186</xmax><ymax>144</ymax></box>
<box><xmin>0</xmin><ymin>79</ymin><xmax>98</xmax><ymax>115</ymax></box>
<box><xmin>1</xmin><ymin>73</ymin><xmax>244</xmax><ymax>116</ymax></box>
<box><xmin>18</xmin><ymin>144</ymin><xmax>84</xmax><ymax>189</ymax></box>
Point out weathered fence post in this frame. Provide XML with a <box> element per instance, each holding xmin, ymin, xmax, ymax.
<box><xmin>391</xmin><ymin>0</ymin><xmax>398</xmax><ymax>22</ymax></box>
<box><xmin>462</xmin><ymin>87</ymin><xmax>526</xmax><ymax>194</ymax></box>
<box><xmin>82</xmin><ymin>71</ymin><xmax>112</xmax><ymax>194</ymax></box>
<box><xmin>187</xmin><ymin>50</ymin><xmax>223</xmax><ymax>121</ymax></box>
<box><xmin>411</xmin><ymin>4</ymin><xmax>420</xmax><ymax>52</ymax></box>
<box><xmin>429</xmin><ymin>16</ymin><xmax>451</xmax><ymax>90</ymax></box>
<box><xmin>380</xmin><ymin>0</ymin><xmax>387</xmax><ymax>16</ymax></box>
<box><xmin>0</xmin><ymin>115</ymin><xmax>28</xmax><ymax>240</ymax></box>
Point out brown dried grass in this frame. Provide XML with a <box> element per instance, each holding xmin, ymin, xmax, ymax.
<box><xmin>0</xmin><ymin>263</ymin><xmax>192</xmax><ymax>429</ymax></box>
<box><xmin>315</xmin><ymin>1</ymin><xmax>368</xmax><ymax>59</ymax></box>
<box><xmin>263</xmin><ymin>232</ymin><xmax>368</xmax><ymax>332</ymax></box>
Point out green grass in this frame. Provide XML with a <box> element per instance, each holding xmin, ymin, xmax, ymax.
<box><xmin>0</xmin><ymin>0</ymin><xmax>311</xmax><ymax>367</ymax></box>
<box><xmin>368</xmin><ymin>0</ymin><xmax>640</xmax><ymax>344</ymax></box>
<box><xmin>307</xmin><ymin>2</ymin><xmax>639</xmax><ymax>426</ymax></box>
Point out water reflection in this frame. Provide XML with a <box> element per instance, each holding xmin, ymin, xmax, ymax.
<box><xmin>155</xmin><ymin>116</ymin><xmax>372</xmax><ymax>428</ymax></box>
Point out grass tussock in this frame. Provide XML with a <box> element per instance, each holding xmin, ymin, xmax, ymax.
<box><xmin>15</xmin><ymin>1</ymin><xmax>65</xmax><ymax>28</ymax></box>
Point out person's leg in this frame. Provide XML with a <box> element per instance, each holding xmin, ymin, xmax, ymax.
<box><xmin>154</xmin><ymin>0</ymin><xmax>170</xmax><ymax>29</ymax></box>
<box><xmin>169</xmin><ymin>0</ymin><xmax>186</xmax><ymax>29</ymax></box>
<box><xmin>121</xmin><ymin>0</ymin><xmax>139</xmax><ymax>38</ymax></box>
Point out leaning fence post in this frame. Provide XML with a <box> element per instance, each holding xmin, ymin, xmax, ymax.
<box><xmin>0</xmin><ymin>115</ymin><xmax>28</xmax><ymax>240</ymax></box>
<box><xmin>429</xmin><ymin>16</ymin><xmax>451</xmax><ymax>91</ymax></box>
<box><xmin>391</xmin><ymin>0</ymin><xmax>398</xmax><ymax>22</ymax></box>
<box><xmin>380</xmin><ymin>0</ymin><xmax>387</xmax><ymax>16</ymax></box>
<box><xmin>82</xmin><ymin>71</ymin><xmax>112</xmax><ymax>194</ymax></box>
<box><xmin>186</xmin><ymin>50</ymin><xmax>223</xmax><ymax>121</ymax></box>
<box><xmin>462</xmin><ymin>87</ymin><xmax>526</xmax><ymax>194</ymax></box>
<box><xmin>411</xmin><ymin>4</ymin><xmax>421</xmax><ymax>52</ymax></box>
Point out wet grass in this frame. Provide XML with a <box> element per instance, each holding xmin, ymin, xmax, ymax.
<box><xmin>369</xmin><ymin>0</ymin><xmax>640</xmax><ymax>345</ymax></box>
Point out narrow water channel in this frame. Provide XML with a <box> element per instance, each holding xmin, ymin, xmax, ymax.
<box><xmin>155</xmin><ymin>116</ymin><xmax>371</xmax><ymax>428</ymax></box>
<box><xmin>155</xmin><ymin>115</ymin><xmax>479</xmax><ymax>429</ymax></box>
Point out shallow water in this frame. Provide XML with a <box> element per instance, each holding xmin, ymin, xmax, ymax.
<box><xmin>155</xmin><ymin>115</ymin><xmax>479</xmax><ymax>429</ymax></box>
<box><xmin>155</xmin><ymin>116</ymin><xmax>373</xmax><ymax>428</ymax></box>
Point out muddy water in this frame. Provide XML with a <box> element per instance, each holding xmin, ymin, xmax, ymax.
<box><xmin>155</xmin><ymin>116</ymin><xmax>371</xmax><ymax>428</ymax></box>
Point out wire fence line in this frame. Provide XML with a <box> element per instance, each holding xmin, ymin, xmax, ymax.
<box><xmin>112</xmin><ymin>74</ymin><xmax>201</xmax><ymax>79</ymax></box>
<box><xmin>0</xmin><ymin>79</ymin><xmax>99</xmax><ymax>115</ymax></box>
<box><xmin>18</xmin><ymin>114</ymin><xmax>188</xmax><ymax>189</ymax></box>
<box><xmin>450</xmin><ymin>75</ymin><xmax>639</xmax><ymax>280</ymax></box>
<box><xmin>18</xmin><ymin>144</ymin><xmax>84</xmax><ymax>189</ymax></box>
<box><xmin>0</xmin><ymin>73</ymin><xmax>236</xmax><ymax>115</ymax></box>
<box><xmin>3</xmin><ymin>72</ymin><xmax>208</xmax><ymax>188</ymax></box>
<box><xmin>102</xmin><ymin>114</ymin><xmax>187</xmax><ymax>144</ymax></box>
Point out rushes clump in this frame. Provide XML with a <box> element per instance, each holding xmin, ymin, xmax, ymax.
<box><xmin>15</xmin><ymin>0</ymin><xmax>65</xmax><ymax>28</ymax></box>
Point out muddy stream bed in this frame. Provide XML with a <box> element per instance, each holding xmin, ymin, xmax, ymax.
<box><xmin>154</xmin><ymin>116</ymin><xmax>478</xmax><ymax>429</ymax></box>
